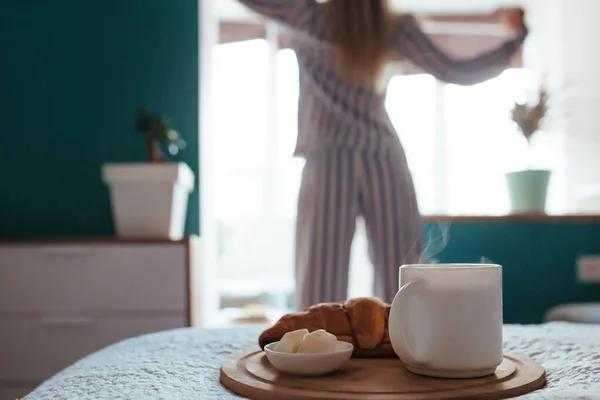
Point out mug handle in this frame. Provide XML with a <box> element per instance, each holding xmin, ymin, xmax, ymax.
<box><xmin>389</xmin><ymin>280</ymin><xmax>430</xmax><ymax>365</ymax></box>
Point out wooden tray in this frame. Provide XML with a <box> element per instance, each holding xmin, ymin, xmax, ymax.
<box><xmin>220</xmin><ymin>350</ymin><xmax>546</xmax><ymax>400</ymax></box>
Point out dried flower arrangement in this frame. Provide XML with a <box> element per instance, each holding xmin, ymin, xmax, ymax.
<box><xmin>510</xmin><ymin>86</ymin><xmax>549</xmax><ymax>145</ymax></box>
<box><xmin>135</xmin><ymin>108</ymin><xmax>186</xmax><ymax>163</ymax></box>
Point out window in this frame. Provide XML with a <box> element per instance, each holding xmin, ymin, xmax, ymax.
<box><xmin>385</xmin><ymin>68</ymin><xmax>563</xmax><ymax>215</ymax></box>
<box><xmin>212</xmin><ymin>39</ymin><xmax>268</xmax><ymax>221</ymax></box>
<box><xmin>210</xmin><ymin>38</ymin><xmax>562</xmax><ymax>319</ymax></box>
<box><xmin>213</xmin><ymin>44</ymin><xmax>550</xmax><ymax>220</ymax></box>
<box><xmin>212</xmin><ymin>40</ymin><xmax>297</xmax><ymax>311</ymax></box>
<box><xmin>444</xmin><ymin>68</ymin><xmax>536</xmax><ymax>215</ymax></box>
<box><xmin>275</xmin><ymin>48</ymin><xmax>304</xmax><ymax>219</ymax></box>
<box><xmin>385</xmin><ymin>74</ymin><xmax>437</xmax><ymax>214</ymax></box>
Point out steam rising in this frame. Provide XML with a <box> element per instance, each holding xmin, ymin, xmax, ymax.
<box><xmin>417</xmin><ymin>222</ymin><xmax>495</xmax><ymax>265</ymax></box>
<box><xmin>419</xmin><ymin>221</ymin><xmax>450</xmax><ymax>264</ymax></box>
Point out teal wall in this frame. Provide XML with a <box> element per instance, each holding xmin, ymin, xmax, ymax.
<box><xmin>0</xmin><ymin>0</ymin><xmax>200</xmax><ymax>237</ymax></box>
<box><xmin>425</xmin><ymin>221</ymin><xmax>600</xmax><ymax>324</ymax></box>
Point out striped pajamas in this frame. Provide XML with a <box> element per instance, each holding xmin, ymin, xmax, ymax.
<box><xmin>238</xmin><ymin>0</ymin><xmax>528</xmax><ymax>309</ymax></box>
<box><xmin>296</xmin><ymin>148</ymin><xmax>422</xmax><ymax>309</ymax></box>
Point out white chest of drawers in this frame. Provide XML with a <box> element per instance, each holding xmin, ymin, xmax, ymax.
<box><xmin>0</xmin><ymin>237</ymin><xmax>216</xmax><ymax>399</ymax></box>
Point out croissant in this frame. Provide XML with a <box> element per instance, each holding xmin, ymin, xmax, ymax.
<box><xmin>258</xmin><ymin>297</ymin><xmax>397</xmax><ymax>358</ymax></box>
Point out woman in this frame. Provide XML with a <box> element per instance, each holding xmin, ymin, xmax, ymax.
<box><xmin>237</xmin><ymin>0</ymin><xmax>527</xmax><ymax>310</ymax></box>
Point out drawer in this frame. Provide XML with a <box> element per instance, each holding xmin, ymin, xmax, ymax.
<box><xmin>0</xmin><ymin>385</ymin><xmax>35</xmax><ymax>400</ymax></box>
<box><xmin>0</xmin><ymin>314</ymin><xmax>186</xmax><ymax>383</ymax></box>
<box><xmin>0</xmin><ymin>244</ymin><xmax>187</xmax><ymax>312</ymax></box>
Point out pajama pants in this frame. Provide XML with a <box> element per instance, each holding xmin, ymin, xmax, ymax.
<box><xmin>295</xmin><ymin>147</ymin><xmax>423</xmax><ymax>311</ymax></box>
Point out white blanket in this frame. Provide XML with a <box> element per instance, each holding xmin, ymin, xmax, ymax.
<box><xmin>26</xmin><ymin>323</ymin><xmax>600</xmax><ymax>400</ymax></box>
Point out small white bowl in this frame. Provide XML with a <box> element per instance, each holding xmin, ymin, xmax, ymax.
<box><xmin>264</xmin><ymin>341</ymin><xmax>354</xmax><ymax>376</ymax></box>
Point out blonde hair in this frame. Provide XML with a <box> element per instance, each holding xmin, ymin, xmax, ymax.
<box><xmin>325</xmin><ymin>0</ymin><xmax>394</xmax><ymax>86</ymax></box>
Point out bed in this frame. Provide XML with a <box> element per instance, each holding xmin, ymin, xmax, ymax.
<box><xmin>25</xmin><ymin>322</ymin><xmax>600</xmax><ymax>399</ymax></box>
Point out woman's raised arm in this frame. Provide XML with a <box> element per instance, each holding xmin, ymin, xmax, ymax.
<box><xmin>394</xmin><ymin>14</ymin><xmax>528</xmax><ymax>86</ymax></box>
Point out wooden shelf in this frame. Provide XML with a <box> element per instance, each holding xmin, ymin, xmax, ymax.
<box><xmin>0</xmin><ymin>236</ymin><xmax>199</xmax><ymax>244</ymax></box>
<box><xmin>2</xmin><ymin>214</ymin><xmax>600</xmax><ymax>245</ymax></box>
<box><xmin>422</xmin><ymin>214</ymin><xmax>600</xmax><ymax>223</ymax></box>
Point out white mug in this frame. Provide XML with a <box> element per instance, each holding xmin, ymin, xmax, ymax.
<box><xmin>389</xmin><ymin>264</ymin><xmax>503</xmax><ymax>378</ymax></box>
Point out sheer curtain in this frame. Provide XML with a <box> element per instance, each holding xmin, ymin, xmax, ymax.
<box><xmin>212</xmin><ymin>40</ymin><xmax>296</xmax><ymax>312</ymax></box>
<box><xmin>385</xmin><ymin>74</ymin><xmax>437</xmax><ymax>214</ymax></box>
<box><xmin>211</xmin><ymin>39</ymin><xmax>560</xmax><ymax>312</ymax></box>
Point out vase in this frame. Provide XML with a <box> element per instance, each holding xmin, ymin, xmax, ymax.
<box><xmin>102</xmin><ymin>162</ymin><xmax>195</xmax><ymax>240</ymax></box>
<box><xmin>505</xmin><ymin>169</ymin><xmax>552</xmax><ymax>214</ymax></box>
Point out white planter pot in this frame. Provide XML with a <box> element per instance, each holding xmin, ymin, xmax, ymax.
<box><xmin>102</xmin><ymin>162</ymin><xmax>195</xmax><ymax>240</ymax></box>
